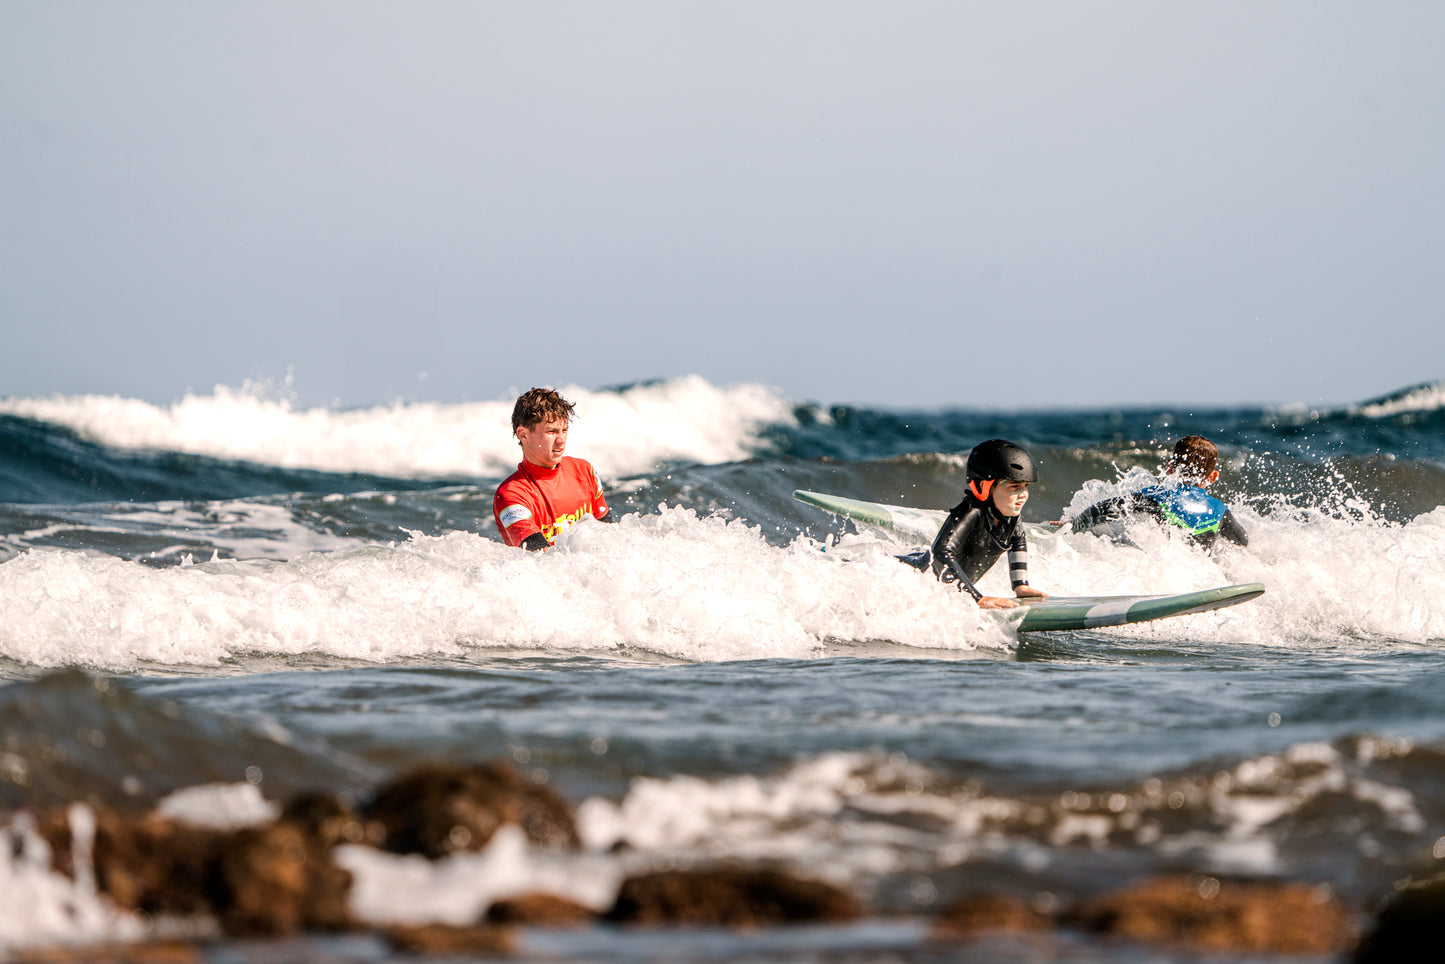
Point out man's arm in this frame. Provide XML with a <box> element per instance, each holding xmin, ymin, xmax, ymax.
<box><xmin>519</xmin><ymin>532</ymin><xmax>550</xmax><ymax>551</ymax></box>
<box><xmin>586</xmin><ymin>462</ymin><xmax>614</xmax><ymax>522</ymax></box>
<box><xmin>495</xmin><ymin>478</ymin><xmax>547</xmax><ymax>549</ymax></box>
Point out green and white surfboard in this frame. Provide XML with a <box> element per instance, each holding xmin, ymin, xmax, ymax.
<box><xmin>1002</xmin><ymin>583</ymin><xmax>1265</xmax><ymax>633</ymax></box>
<box><xmin>793</xmin><ymin>489</ymin><xmax>950</xmax><ymax>543</ymax></box>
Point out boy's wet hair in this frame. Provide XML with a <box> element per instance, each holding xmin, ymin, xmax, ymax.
<box><xmin>511</xmin><ymin>387</ymin><xmax>577</xmax><ymax>433</ymax></box>
<box><xmin>1167</xmin><ymin>435</ymin><xmax>1219</xmax><ymax>482</ymax></box>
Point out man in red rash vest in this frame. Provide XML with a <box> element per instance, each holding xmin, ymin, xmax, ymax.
<box><xmin>493</xmin><ymin>387</ymin><xmax>614</xmax><ymax>551</ymax></box>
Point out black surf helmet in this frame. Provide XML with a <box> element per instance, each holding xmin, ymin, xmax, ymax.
<box><xmin>966</xmin><ymin>439</ymin><xmax>1037</xmax><ymax>502</ymax></box>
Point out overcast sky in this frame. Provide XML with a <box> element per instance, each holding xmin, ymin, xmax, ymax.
<box><xmin>3</xmin><ymin>2</ymin><xmax>1442</xmax><ymax>411</ymax></box>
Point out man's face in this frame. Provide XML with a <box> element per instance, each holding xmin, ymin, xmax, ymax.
<box><xmin>517</xmin><ymin>417</ymin><xmax>569</xmax><ymax>468</ymax></box>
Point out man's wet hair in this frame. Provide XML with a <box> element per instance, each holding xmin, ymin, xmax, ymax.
<box><xmin>1166</xmin><ymin>435</ymin><xmax>1219</xmax><ymax>483</ymax></box>
<box><xmin>511</xmin><ymin>388</ymin><xmax>577</xmax><ymax>434</ymax></box>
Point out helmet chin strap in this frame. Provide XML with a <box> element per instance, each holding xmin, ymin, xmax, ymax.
<box><xmin>970</xmin><ymin>479</ymin><xmax>995</xmax><ymax>502</ymax></box>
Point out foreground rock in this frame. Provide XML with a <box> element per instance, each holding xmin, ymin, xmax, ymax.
<box><xmin>212</xmin><ymin>820</ymin><xmax>353</xmax><ymax>936</ymax></box>
<box><xmin>1070</xmin><ymin>875</ymin><xmax>1355</xmax><ymax>954</ymax></box>
<box><xmin>1351</xmin><ymin>873</ymin><xmax>1445</xmax><ymax>964</ymax></box>
<box><xmin>36</xmin><ymin>802</ymin><xmax>354</xmax><ymax>937</ymax></box>
<box><xmin>279</xmin><ymin>790</ymin><xmax>376</xmax><ymax>848</ymax></box>
<box><xmin>5</xmin><ymin>940</ymin><xmax>202</xmax><ymax>964</ymax></box>
<box><xmin>933</xmin><ymin>893</ymin><xmax>1050</xmax><ymax>936</ymax></box>
<box><xmin>383</xmin><ymin>923</ymin><xmax>516</xmax><ymax>955</ymax></box>
<box><xmin>11</xmin><ymin>769</ymin><xmax>1397</xmax><ymax>959</ymax></box>
<box><xmin>486</xmin><ymin>892</ymin><xmax>598</xmax><ymax>926</ymax></box>
<box><xmin>363</xmin><ymin>760</ymin><xmax>580</xmax><ymax>858</ymax></box>
<box><xmin>606</xmin><ymin>867</ymin><xmax>862</xmax><ymax>926</ymax></box>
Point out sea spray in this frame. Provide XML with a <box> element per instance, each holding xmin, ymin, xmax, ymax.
<box><xmin>0</xmin><ymin>505</ymin><xmax>1012</xmax><ymax>671</ymax></box>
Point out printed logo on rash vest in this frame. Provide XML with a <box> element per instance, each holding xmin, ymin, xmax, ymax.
<box><xmin>499</xmin><ymin>504</ymin><xmax>533</xmax><ymax>529</ymax></box>
<box><xmin>542</xmin><ymin>508</ymin><xmax>595</xmax><ymax>541</ymax></box>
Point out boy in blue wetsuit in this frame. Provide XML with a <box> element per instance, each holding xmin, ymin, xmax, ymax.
<box><xmin>903</xmin><ymin>439</ymin><xmax>1050</xmax><ymax>609</ymax></box>
<box><xmin>1070</xmin><ymin>435</ymin><xmax>1248</xmax><ymax>549</ymax></box>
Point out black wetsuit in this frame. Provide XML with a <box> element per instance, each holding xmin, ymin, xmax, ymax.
<box><xmin>1071</xmin><ymin>489</ymin><xmax>1248</xmax><ymax>549</ymax></box>
<box><xmin>925</xmin><ymin>496</ymin><xmax>1031</xmax><ymax>602</ymax></box>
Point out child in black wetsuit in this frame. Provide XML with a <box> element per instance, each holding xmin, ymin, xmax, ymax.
<box><xmin>928</xmin><ymin>439</ymin><xmax>1049</xmax><ymax>609</ymax></box>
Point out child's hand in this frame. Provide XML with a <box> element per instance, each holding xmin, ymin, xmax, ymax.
<box><xmin>1015</xmin><ymin>586</ymin><xmax>1049</xmax><ymax>600</ymax></box>
<box><xmin>977</xmin><ymin>596</ymin><xmax>1021</xmax><ymax>609</ymax></box>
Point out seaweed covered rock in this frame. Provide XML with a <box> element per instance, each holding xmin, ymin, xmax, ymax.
<box><xmin>1352</xmin><ymin>873</ymin><xmax>1445</xmax><ymax>964</ymax></box>
<box><xmin>35</xmin><ymin>800</ymin><xmax>354</xmax><ymax>937</ymax></box>
<box><xmin>1070</xmin><ymin>875</ymin><xmax>1354</xmax><ymax>954</ymax></box>
<box><xmin>934</xmin><ymin>892</ymin><xmax>1051</xmax><ymax>936</ymax></box>
<box><xmin>38</xmin><ymin>807</ymin><xmax>226</xmax><ymax>919</ymax></box>
<box><xmin>212</xmin><ymin>820</ymin><xmax>354</xmax><ymax>936</ymax></box>
<box><xmin>486</xmin><ymin>892</ymin><xmax>598</xmax><ymax>926</ymax></box>
<box><xmin>383</xmin><ymin>923</ymin><xmax>516</xmax><ymax>955</ymax></box>
<box><xmin>363</xmin><ymin>760</ymin><xmax>579</xmax><ymax>858</ymax></box>
<box><xmin>279</xmin><ymin>790</ymin><xmax>377</xmax><ymax>849</ymax></box>
<box><xmin>606</xmin><ymin>867</ymin><xmax>861</xmax><ymax>926</ymax></box>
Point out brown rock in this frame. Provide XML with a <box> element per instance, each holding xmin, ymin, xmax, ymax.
<box><xmin>1352</xmin><ymin>873</ymin><xmax>1445</xmax><ymax>964</ymax></box>
<box><xmin>934</xmin><ymin>893</ymin><xmax>1050</xmax><ymax>936</ymax></box>
<box><xmin>383</xmin><ymin>923</ymin><xmax>516</xmax><ymax>955</ymax></box>
<box><xmin>7</xmin><ymin>940</ymin><xmax>201</xmax><ymax>964</ymax></box>
<box><xmin>78</xmin><ymin>809</ymin><xmax>226</xmax><ymax>918</ymax></box>
<box><xmin>34</xmin><ymin>803</ymin><xmax>216</xmax><ymax>919</ymax></box>
<box><xmin>37</xmin><ymin>802</ymin><xmax>355</xmax><ymax>937</ymax></box>
<box><xmin>363</xmin><ymin>760</ymin><xmax>579</xmax><ymax>858</ymax></box>
<box><xmin>486</xmin><ymin>892</ymin><xmax>598</xmax><ymax>926</ymax></box>
<box><xmin>280</xmin><ymin>791</ymin><xmax>370</xmax><ymax>848</ymax></box>
<box><xmin>1071</xmin><ymin>875</ymin><xmax>1355</xmax><ymax>953</ymax></box>
<box><xmin>212</xmin><ymin>821</ymin><xmax>354</xmax><ymax>936</ymax></box>
<box><xmin>606</xmin><ymin>867</ymin><xmax>862</xmax><ymax>926</ymax></box>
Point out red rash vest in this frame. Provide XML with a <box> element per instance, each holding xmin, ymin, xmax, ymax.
<box><xmin>493</xmin><ymin>456</ymin><xmax>610</xmax><ymax>547</ymax></box>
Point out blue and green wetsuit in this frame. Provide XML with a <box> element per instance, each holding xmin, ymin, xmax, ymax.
<box><xmin>1071</xmin><ymin>483</ymin><xmax>1248</xmax><ymax>548</ymax></box>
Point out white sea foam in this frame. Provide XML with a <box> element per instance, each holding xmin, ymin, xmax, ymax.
<box><xmin>156</xmin><ymin>782</ymin><xmax>282</xmax><ymax>830</ymax></box>
<box><xmin>0</xmin><ymin>505</ymin><xmax>1008</xmax><ymax>670</ymax></box>
<box><xmin>340</xmin><ymin>826</ymin><xmax>622</xmax><ymax>925</ymax></box>
<box><xmin>4</xmin><ymin>495</ymin><xmax>1444</xmax><ymax>672</ymax></box>
<box><xmin>1</xmin><ymin>500</ymin><xmax>366</xmax><ymax>564</ymax></box>
<box><xmin>0</xmin><ymin>809</ymin><xmax>146</xmax><ymax>951</ymax></box>
<box><xmin>0</xmin><ymin>375</ymin><xmax>795</xmax><ymax>480</ymax></box>
<box><xmin>574</xmin><ymin>733</ymin><xmax>1428</xmax><ymax>888</ymax></box>
<box><xmin>574</xmin><ymin>751</ymin><xmax>999</xmax><ymax>889</ymax></box>
<box><xmin>1033</xmin><ymin>498</ymin><xmax>1445</xmax><ymax>648</ymax></box>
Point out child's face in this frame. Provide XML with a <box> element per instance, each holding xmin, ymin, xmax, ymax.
<box><xmin>991</xmin><ymin>480</ymin><xmax>1030</xmax><ymax>517</ymax></box>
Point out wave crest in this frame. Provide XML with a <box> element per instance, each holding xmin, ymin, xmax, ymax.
<box><xmin>0</xmin><ymin>376</ymin><xmax>796</xmax><ymax>481</ymax></box>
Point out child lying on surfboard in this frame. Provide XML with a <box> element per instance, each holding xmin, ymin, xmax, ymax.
<box><xmin>900</xmin><ymin>439</ymin><xmax>1049</xmax><ymax>610</ymax></box>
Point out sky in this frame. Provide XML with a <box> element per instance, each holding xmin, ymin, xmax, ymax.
<box><xmin>3</xmin><ymin>1</ymin><xmax>1442</xmax><ymax>412</ymax></box>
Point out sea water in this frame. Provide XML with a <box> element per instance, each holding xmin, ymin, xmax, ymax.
<box><xmin>3</xmin><ymin>376</ymin><xmax>1445</xmax><ymax>961</ymax></box>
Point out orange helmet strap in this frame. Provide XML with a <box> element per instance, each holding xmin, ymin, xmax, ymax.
<box><xmin>970</xmin><ymin>479</ymin><xmax>995</xmax><ymax>502</ymax></box>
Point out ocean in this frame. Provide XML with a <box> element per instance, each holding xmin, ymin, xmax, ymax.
<box><xmin>3</xmin><ymin>375</ymin><xmax>1444</xmax><ymax>962</ymax></box>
